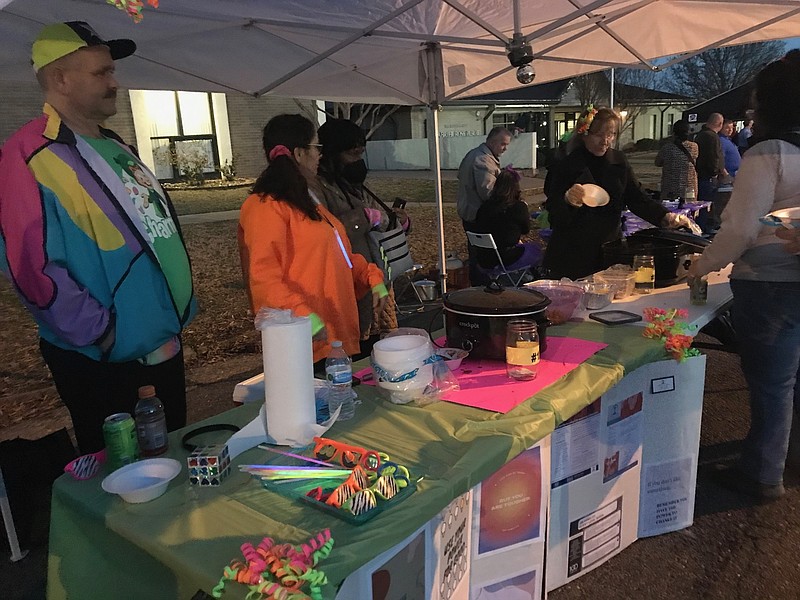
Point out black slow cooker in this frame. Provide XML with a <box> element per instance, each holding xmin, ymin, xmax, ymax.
<box><xmin>443</xmin><ymin>283</ymin><xmax>551</xmax><ymax>360</ymax></box>
<box><xmin>602</xmin><ymin>228</ymin><xmax>709</xmax><ymax>287</ymax></box>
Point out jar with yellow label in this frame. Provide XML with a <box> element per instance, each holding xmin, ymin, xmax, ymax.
<box><xmin>506</xmin><ymin>319</ymin><xmax>539</xmax><ymax>380</ymax></box>
<box><xmin>633</xmin><ymin>254</ymin><xmax>655</xmax><ymax>294</ymax></box>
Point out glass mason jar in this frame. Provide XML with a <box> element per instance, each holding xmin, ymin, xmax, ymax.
<box><xmin>505</xmin><ymin>319</ymin><xmax>540</xmax><ymax>381</ymax></box>
<box><xmin>688</xmin><ymin>254</ymin><xmax>708</xmax><ymax>305</ymax></box>
<box><xmin>633</xmin><ymin>254</ymin><xmax>655</xmax><ymax>294</ymax></box>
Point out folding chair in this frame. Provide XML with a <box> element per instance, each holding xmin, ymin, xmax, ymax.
<box><xmin>393</xmin><ymin>264</ymin><xmax>427</xmax><ymax>313</ymax></box>
<box><xmin>466</xmin><ymin>231</ymin><xmax>532</xmax><ymax>287</ymax></box>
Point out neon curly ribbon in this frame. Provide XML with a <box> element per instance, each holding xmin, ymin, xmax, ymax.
<box><xmin>642</xmin><ymin>307</ymin><xmax>700</xmax><ymax>362</ymax></box>
<box><xmin>215</xmin><ymin>530</ymin><xmax>334</xmax><ymax>600</ymax></box>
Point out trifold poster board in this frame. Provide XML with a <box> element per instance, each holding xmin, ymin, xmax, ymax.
<box><xmin>637</xmin><ymin>356</ymin><xmax>705</xmax><ymax>538</ymax></box>
<box><xmin>547</xmin><ymin>356</ymin><xmax>705</xmax><ymax>591</ymax></box>
<box><xmin>335</xmin><ymin>439</ymin><xmax>551</xmax><ymax>600</ymax></box>
<box><xmin>469</xmin><ymin>439</ymin><xmax>551</xmax><ymax>600</ymax></box>
<box><xmin>337</xmin><ymin>356</ymin><xmax>704</xmax><ymax>599</ymax></box>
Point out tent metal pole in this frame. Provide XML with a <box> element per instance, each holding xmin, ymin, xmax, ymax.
<box><xmin>610</xmin><ymin>67</ymin><xmax>615</xmax><ymax>111</ymax></box>
<box><xmin>427</xmin><ymin>105</ymin><xmax>447</xmax><ymax>296</ymax></box>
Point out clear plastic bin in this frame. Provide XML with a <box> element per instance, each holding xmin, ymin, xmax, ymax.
<box><xmin>594</xmin><ymin>268</ymin><xmax>636</xmax><ymax>299</ymax></box>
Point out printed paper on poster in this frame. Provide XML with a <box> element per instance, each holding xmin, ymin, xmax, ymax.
<box><xmin>477</xmin><ymin>447</ymin><xmax>544</xmax><ymax>555</ymax></box>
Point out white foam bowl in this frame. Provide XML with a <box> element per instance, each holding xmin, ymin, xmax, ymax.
<box><xmin>582</xmin><ymin>183</ymin><xmax>610</xmax><ymax>207</ymax></box>
<box><xmin>102</xmin><ymin>458</ymin><xmax>182</xmax><ymax>503</ymax></box>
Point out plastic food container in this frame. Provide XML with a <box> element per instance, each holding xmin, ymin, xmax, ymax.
<box><xmin>581</xmin><ymin>282</ymin><xmax>614</xmax><ymax>310</ymax></box>
<box><xmin>101</xmin><ymin>458</ymin><xmax>182</xmax><ymax>503</ymax></box>
<box><xmin>594</xmin><ymin>267</ymin><xmax>636</xmax><ymax>299</ymax></box>
<box><xmin>372</xmin><ymin>335</ymin><xmax>434</xmax><ymax>404</ymax></box>
<box><xmin>524</xmin><ymin>280</ymin><xmax>584</xmax><ymax>325</ymax></box>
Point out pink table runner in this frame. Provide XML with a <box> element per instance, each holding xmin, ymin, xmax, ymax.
<box><xmin>356</xmin><ymin>336</ymin><xmax>607</xmax><ymax>414</ymax></box>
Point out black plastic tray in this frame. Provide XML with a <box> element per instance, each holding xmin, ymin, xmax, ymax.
<box><xmin>589</xmin><ymin>310</ymin><xmax>643</xmax><ymax>326</ymax></box>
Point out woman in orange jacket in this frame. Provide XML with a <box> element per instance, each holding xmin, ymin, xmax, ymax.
<box><xmin>238</xmin><ymin>114</ymin><xmax>387</xmax><ymax>364</ymax></box>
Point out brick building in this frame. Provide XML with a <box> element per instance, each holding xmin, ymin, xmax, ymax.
<box><xmin>0</xmin><ymin>82</ymin><xmax>315</xmax><ymax>180</ymax></box>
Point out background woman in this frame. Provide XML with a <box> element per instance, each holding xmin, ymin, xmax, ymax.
<box><xmin>543</xmin><ymin>107</ymin><xmax>696</xmax><ymax>280</ymax></box>
<box><xmin>655</xmin><ymin>119</ymin><xmax>698</xmax><ymax>201</ymax></box>
<box><xmin>238</xmin><ymin>114</ymin><xmax>386</xmax><ymax>364</ymax></box>
<box><xmin>469</xmin><ymin>168</ymin><xmax>542</xmax><ymax>275</ymax></box>
<box><xmin>313</xmin><ymin>118</ymin><xmax>408</xmax><ymax>342</ymax></box>
<box><xmin>689</xmin><ymin>51</ymin><xmax>800</xmax><ymax>502</ymax></box>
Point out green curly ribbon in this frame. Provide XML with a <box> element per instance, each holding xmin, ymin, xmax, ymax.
<box><xmin>216</xmin><ymin>530</ymin><xmax>334</xmax><ymax>600</ymax></box>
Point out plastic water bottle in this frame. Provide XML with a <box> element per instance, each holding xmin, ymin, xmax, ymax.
<box><xmin>325</xmin><ymin>341</ymin><xmax>355</xmax><ymax>421</ymax></box>
<box><xmin>135</xmin><ymin>385</ymin><xmax>169</xmax><ymax>456</ymax></box>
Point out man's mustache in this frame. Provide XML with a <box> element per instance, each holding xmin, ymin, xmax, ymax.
<box><xmin>104</xmin><ymin>91</ymin><xmax>117</xmax><ymax>100</ymax></box>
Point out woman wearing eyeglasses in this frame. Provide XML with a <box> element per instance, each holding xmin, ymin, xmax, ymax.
<box><xmin>238</xmin><ymin>114</ymin><xmax>387</xmax><ymax>365</ymax></box>
<box><xmin>542</xmin><ymin>107</ymin><xmax>695</xmax><ymax>280</ymax></box>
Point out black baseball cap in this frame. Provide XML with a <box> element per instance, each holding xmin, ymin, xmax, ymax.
<box><xmin>32</xmin><ymin>21</ymin><xmax>136</xmax><ymax>72</ymax></box>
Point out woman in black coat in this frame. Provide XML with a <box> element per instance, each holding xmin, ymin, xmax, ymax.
<box><xmin>471</xmin><ymin>168</ymin><xmax>542</xmax><ymax>272</ymax></box>
<box><xmin>543</xmin><ymin>107</ymin><xmax>695</xmax><ymax>280</ymax></box>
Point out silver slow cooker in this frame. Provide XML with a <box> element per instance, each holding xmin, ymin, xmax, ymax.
<box><xmin>443</xmin><ymin>283</ymin><xmax>551</xmax><ymax>360</ymax></box>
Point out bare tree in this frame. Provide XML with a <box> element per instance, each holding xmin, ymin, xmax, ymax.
<box><xmin>295</xmin><ymin>100</ymin><xmax>401</xmax><ymax>139</ymax></box>
<box><xmin>664</xmin><ymin>41</ymin><xmax>785</xmax><ymax>101</ymax></box>
<box><xmin>572</xmin><ymin>72</ymin><xmax>607</xmax><ymax>108</ymax></box>
<box><xmin>613</xmin><ymin>67</ymin><xmax>660</xmax><ymax>138</ymax></box>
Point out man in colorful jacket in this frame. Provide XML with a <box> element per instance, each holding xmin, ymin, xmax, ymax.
<box><xmin>0</xmin><ymin>22</ymin><xmax>197</xmax><ymax>453</ymax></box>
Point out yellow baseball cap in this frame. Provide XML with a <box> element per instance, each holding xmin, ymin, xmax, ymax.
<box><xmin>32</xmin><ymin>21</ymin><xmax>136</xmax><ymax>73</ymax></box>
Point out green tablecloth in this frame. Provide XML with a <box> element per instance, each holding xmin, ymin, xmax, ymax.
<box><xmin>47</xmin><ymin>322</ymin><xmax>670</xmax><ymax>599</ymax></box>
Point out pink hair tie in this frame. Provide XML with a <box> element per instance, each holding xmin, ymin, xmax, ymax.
<box><xmin>268</xmin><ymin>145</ymin><xmax>293</xmax><ymax>162</ymax></box>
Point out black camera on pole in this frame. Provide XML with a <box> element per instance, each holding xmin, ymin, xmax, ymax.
<box><xmin>507</xmin><ymin>33</ymin><xmax>535</xmax><ymax>84</ymax></box>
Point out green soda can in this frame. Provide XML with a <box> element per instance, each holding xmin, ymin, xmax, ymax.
<box><xmin>103</xmin><ymin>413</ymin><xmax>139</xmax><ymax>471</ymax></box>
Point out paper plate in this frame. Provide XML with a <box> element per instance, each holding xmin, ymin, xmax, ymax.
<box><xmin>759</xmin><ymin>207</ymin><xmax>800</xmax><ymax>229</ymax></box>
<box><xmin>582</xmin><ymin>184</ymin><xmax>610</xmax><ymax>207</ymax></box>
<box><xmin>102</xmin><ymin>458</ymin><xmax>181</xmax><ymax>503</ymax></box>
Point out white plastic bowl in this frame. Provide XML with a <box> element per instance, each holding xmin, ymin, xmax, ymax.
<box><xmin>102</xmin><ymin>458</ymin><xmax>182</xmax><ymax>503</ymax></box>
<box><xmin>582</xmin><ymin>184</ymin><xmax>610</xmax><ymax>207</ymax></box>
<box><xmin>435</xmin><ymin>347</ymin><xmax>469</xmax><ymax>370</ymax></box>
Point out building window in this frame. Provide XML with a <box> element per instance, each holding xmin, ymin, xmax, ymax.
<box><xmin>492</xmin><ymin>111</ymin><xmax>550</xmax><ymax>146</ymax></box>
<box><xmin>129</xmin><ymin>90</ymin><xmax>233</xmax><ymax>182</ymax></box>
<box><xmin>666</xmin><ymin>112</ymin><xmax>675</xmax><ymax>136</ymax></box>
<box><xmin>651</xmin><ymin>114</ymin><xmax>658</xmax><ymax>139</ymax></box>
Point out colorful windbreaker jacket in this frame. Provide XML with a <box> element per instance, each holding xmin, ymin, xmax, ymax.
<box><xmin>0</xmin><ymin>104</ymin><xmax>197</xmax><ymax>362</ymax></box>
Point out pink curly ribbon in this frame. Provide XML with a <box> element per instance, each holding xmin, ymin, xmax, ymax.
<box><xmin>212</xmin><ymin>530</ymin><xmax>334</xmax><ymax>600</ymax></box>
<box><xmin>268</xmin><ymin>145</ymin><xmax>293</xmax><ymax>162</ymax></box>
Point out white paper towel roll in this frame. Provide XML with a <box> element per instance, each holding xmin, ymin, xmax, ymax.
<box><xmin>260</xmin><ymin>312</ymin><xmax>316</xmax><ymax>445</ymax></box>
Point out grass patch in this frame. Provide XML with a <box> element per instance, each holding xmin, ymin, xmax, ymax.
<box><xmin>366</xmin><ymin>178</ymin><xmax>459</xmax><ymax>204</ymax></box>
<box><xmin>169</xmin><ymin>186</ymin><xmax>250</xmax><ymax>215</ymax></box>
<box><xmin>169</xmin><ymin>178</ymin><xmax>460</xmax><ymax>215</ymax></box>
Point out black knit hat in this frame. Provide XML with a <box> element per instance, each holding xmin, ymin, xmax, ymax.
<box><xmin>318</xmin><ymin>118</ymin><xmax>366</xmax><ymax>155</ymax></box>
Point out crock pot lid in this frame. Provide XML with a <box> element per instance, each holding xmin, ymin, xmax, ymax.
<box><xmin>631</xmin><ymin>227</ymin><xmax>709</xmax><ymax>249</ymax></box>
<box><xmin>444</xmin><ymin>285</ymin><xmax>550</xmax><ymax>314</ymax></box>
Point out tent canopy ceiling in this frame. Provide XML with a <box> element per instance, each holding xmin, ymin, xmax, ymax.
<box><xmin>1</xmin><ymin>0</ymin><xmax>799</xmax><ymax>104</ymax></box>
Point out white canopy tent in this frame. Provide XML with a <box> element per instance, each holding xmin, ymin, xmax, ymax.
<box><xmin>2</xmin><ymin>0</ymin><xmax>800</xmax><ymax>284</ymax></box>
